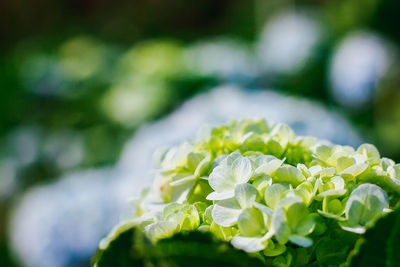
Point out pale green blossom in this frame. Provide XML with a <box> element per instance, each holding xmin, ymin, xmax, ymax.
<box><xmin>101</xmin><ymin>119</ymin><xmax>400</xmax><ymax>266</ymax></box>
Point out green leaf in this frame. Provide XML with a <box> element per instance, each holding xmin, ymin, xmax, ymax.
<box><xmin>315</xmin><ymin>237</ymin><xmax>350</xmax><ymax>265</ymax></box>
<box><xmin>93</xmin><ymin>225</ymin><xmax>147</xmax><ymax>267</ymax></box>
<box><xmin>263</xmin><ymin>240</ymin><xmax>287</xmax><ymax>257</ymax></box>
<box><xmin>94</xmin><ymin>226</ymin><xmax>268</xmax><ymax>267</ymax></box>
<box><xmin>154</xmin><ymin>231</ymin><xmax>268</xmax><ymax>267</ymax></box>
<box><xmin>145</xmin><ymin>221</ymin><xmax>179</xmax><ymax>241</ymax></box>
<box><xmin>346</xmin><ymin>209</ymin><xmax>400</xmax><ymax>267</ymax></box>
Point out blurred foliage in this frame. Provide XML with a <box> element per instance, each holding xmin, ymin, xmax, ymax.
<box><xmin>0</xmin><ymin>36</ymin><xmax>218</xmax><ymax>188</ymax></box>
<box><xmin>0</xmin><ymin>0</ymin><xmax>256</xmax><ymax>50</ymax></box>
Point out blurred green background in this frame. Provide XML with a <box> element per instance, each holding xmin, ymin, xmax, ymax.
<box><xmin>0</xmin><ymin>0</ymin><xmax>399</xmax><ymax>266</ymax></box>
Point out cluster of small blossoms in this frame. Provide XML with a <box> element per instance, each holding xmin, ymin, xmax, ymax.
<box><xmin>117</xmin><ymin>119</ymin><xmax>400</xmax><ymax>265</ymax></box>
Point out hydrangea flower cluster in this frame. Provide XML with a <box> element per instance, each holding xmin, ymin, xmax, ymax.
<box><xmin>110</xmin><ymin>119</ymin><xmax>400</xmax><ymax>265</ymax></box>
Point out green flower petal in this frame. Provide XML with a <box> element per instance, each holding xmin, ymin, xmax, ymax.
<box><xmin>238</xmin><ymin>207</ymin><xmax>266</xmax><ymax>237</ymax></box>
<box><xmin>265</xmin><ymin>183</ymin><xmax>289</xmax><ymax>209</ymax></box>
<box><xmin>336</xmin><ymin>157</ymin><xmax>356</xmax><ymax>173</ymax></box>
<box><xmin>235</xmin><ymin>183</ymin><xmax>259</xmax><ymax>208</ymax></box>
<box><xmin>194</xmin><ymin>154</ymin><xmax>211</xmax><ymax>177</ymax></box>
<box><xmin>271</xmin><ymin>208</ymin><xmax>290</xmax><ymax>244</ymax></box>
<box><xmin>286</xmin><ymin>202</ymin><xmax>314</xmax><ymax>235</ymax></box>
<box><xmin>313</xmin><ymin>144</ymin><xmax>333</xmax><ymax>162</ymax></box>
<box><xmin>381</xmin><ymin>157</ymin><xmax>395</xmax><ymax>171</ymax></box>
<box><xmin>274</xmin><ymin>165</ymin><xmax>306</xmax><ymax>186</ymax></box>
<box><xmin>253</xmin><ymin>155</ymin><xmax>284</xmax><ymax>176</ymax></box>
<box><xmin>145</xmin><ymin>221</ymin><xmax>179</xmax><ymax>241</ymax></box>
<box><xmin>263</xmin><ymin>240</ymin><xmax>287</xmax><ymax>257</ymax></box>
<box><xmin>340</xmin><ymin>163</ymin><xmax>368</xmax><ymax>177</ymax></box>
<box><xmin>357</xmin><ymin>144</ymin><xmax>380</xmax><ymax>165</ymax></box>
<box><xmin>270</xmin><ymin>123</ymin><xmax>296</xmax><ymax>149</ymax></box>
<box><xmin>288</xmin><ymin>235</ymin><xmax>313</xmax><ymax>247</ymax></box>
<box><xmin>345</xmin><ymin>183</ymin><xmax>389</xmax><ymax>228</ymax></box>
<box><xmin>317</xmin><ymin>210</ymin><xmax>346</xmax><ymax>221</ymax></box>
<box><xmin>388</xmin><ymin>164</ymin><xmax>400</xmax><ymax>180</ymax></box>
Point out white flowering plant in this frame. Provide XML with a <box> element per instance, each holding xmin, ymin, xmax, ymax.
<box><xmin>94</xmin><ymin>119</ymin><xmax>400</xmax><ymax>267</ymax></box>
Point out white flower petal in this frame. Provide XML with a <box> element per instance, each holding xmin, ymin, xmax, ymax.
<box><xmin>234</xmin><ymin>183</ymin><xmax>258</xmax><ymax>208</ymax></box>
<box><xmin>208</xmin><ymin>165</ymin><xmax>235</xmax><ymax>192</ymax></box>
<box><xmin>340</xmin><ymin>163</ymin><xmax>368</xmax><ymax>177</ymax></box>
<box><xmin>340</xmin><ymin>225</ymin><xmax>366</xmax><ymax>234</ymax></box>
<box><xmin>232</xmin><ymin>156</ymin><xmax>253</xmax><ymax>184</ymax></box>
<box><xmin>253</xmin><ymin>202</ymin><xmax>273</xmax><ymax>216</ymax></box>
<box><xmin>255</xmin><ymin>158</ymin><xmax>284</xmax><ymax>176</ymax></box>
<box><xmin>145</xmin><ymin>221</ymin><xmax>179</xmax><ymax>241</ymax></box>
<box><xmin>212</xmin><ymin>198</ymin><xmax>242</xmax><ymax>227</ymax></box>
<box><xmin>288</xmin><ymin>235</ymin><xmax>313</xmax><ymax>247</ymax></box>
<box><xmin>206</xmin><ymin>190</ymin><xmax>235</xmax><ymax>201</ymax></box>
